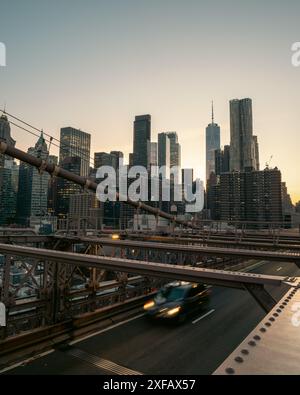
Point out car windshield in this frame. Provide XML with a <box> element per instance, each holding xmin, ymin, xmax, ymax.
<box><xmin>156</xmin><ymin>286</ymin><xmax>186</xmax><ymax>302</ymax></box>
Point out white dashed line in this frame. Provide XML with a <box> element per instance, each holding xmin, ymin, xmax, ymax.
<box><xmin>192</xmin><ymin>309</ymin><xmax>215</xmax><ymax>324</ymax></box>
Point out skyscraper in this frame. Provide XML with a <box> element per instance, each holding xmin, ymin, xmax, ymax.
<box><xmin>215</xmin><ymin>145</ymin><xmax>230</xmax><ymax>176</ymax></box>
<box><xmin>229</xmin><ymin>98</ymin><xmax>259</xmax><ymax>172</ymax></box>
<box><xmin>206</xmin><ymin>172</ymin><xmax>220</xmax><ymax>220</ymax></box>
<box><xmin>0</xmin><ymin>114</ymin><xmax>15</xmax><ymax>145</ymax></box>
<box><xmin>55</xmin><ymin>127</ymin><xmax>91</xmax><ymax>218</ymax></box>
<box><xmin>133</xmin><ymin>115</ymin><xmax>151</xmax><ymax>168</ymax></box>
<box><xmin>252</xmin><ymin>135</ymin><xmax>260</xmax><ymax>171</ymax></box>
<box><xmin>0</xmin><ymin>114</ymin><xmax>16</xmax><ymax>220</ymax></box>
<box><xmin>47</xmin><ymin>155</ymin><xmax>58</xmax><ymax>216</ymax></box>
<box><xmin>69</xmin><ymin>192</ymin><xmax>102</xmax><ymax>230</ymax></box>
<box><xmin>158</xmin><ymin>133</ymin><xmax>171</xmax><ymax>169</ymax></box>
<box><xmin>55</xmin><ymin>156</ymin><xmax>82</xmax><ymax>217</ymax></box>
<box><xmin>206</xmin><ymin>103</ymin><xmax>220</xmax><ymax>180</ymax></box>
<box><xmin>110</xmin><ymin>151</ymin><xmax>124</xmax><ymax>170</ymax></box>
<box><xmin>94</xmin><ymin>152</ymin><xmax>115</xmax><ymax>169</ymax></box>
<box><xmin>0</xmin><ymin>159</ymin><xmax>19</xmax><ymax>225</ymax></box>
<box><xmin>147</xmin><ymin>142</ymin><xmax>158</xmax><ymax>169</ymax></box>
<box><xmin>219</xmin><ymin>168</ymin><xmax>283</xmax><ymax>225</ymax></box>
<box><xmin>166</xmin><ymin>132</ymin><xmax>181</xmax><ymax>168</ymax></box>
<box><xmin>94</xmin><ymin>151</ymin><xmax>123</xmax><ymax>171</ymax></box>
<box><xmin>59</xmin><ymin>127</ymin><xmax>91</xmax><ymax>176</ymax></box>
<box><xmin>17</xmin><ymin>132</ymin><xmax>50</xmax><ymax>224</ymax></box>
<box><xmin>0</xmin><ymin>114</ymin><xmax>15</xmax><ymax>168</ymax></box>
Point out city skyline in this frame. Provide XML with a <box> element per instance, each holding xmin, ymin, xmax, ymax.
<box><xmin>2</xmin><ymin>101</ymin><xmax>298</xmax><ymax>204</ymax></box>
<box><xmin>1</xmin><ymin>2</ymin><xmax>300</xmax><ymax>378</ymax></box>
<box><xmin>0</xmin><ymin>1</ymin><xmax>299</xmax><ymax>202</ymax></box>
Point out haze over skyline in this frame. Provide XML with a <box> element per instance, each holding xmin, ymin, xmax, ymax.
<box><xmin>0</xmin><ymin>0</ymin><xmax>299</xmax><ymax>202</ymax></box>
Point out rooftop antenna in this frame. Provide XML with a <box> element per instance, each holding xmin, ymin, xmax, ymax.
<box><xmin>211</xmin><ymin>100</ymin><xmax>214</xmax><ymax>124</ymax></box>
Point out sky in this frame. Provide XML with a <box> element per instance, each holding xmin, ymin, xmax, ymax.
<box><xmin>0</xmin><ymin>0</ymin><xmax>299</xmax><ymax>202</ymax></box>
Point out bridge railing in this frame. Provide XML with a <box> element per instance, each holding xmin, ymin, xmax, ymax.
<box><xmin>0</xmin><ymin>249</ymin><xmax>166</xmax><ymax>339</ymax></box>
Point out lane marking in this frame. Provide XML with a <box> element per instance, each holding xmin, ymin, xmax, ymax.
<box><xmin>0</xmin><ymin>349</ymin><xmax>55</xmax><ymax>374</ymax></box>
<box><xmin>277</xmin><ymin>267</ymin><xmax>282</xmax><ymax>272</ymax></box>
<box><xmin>192</xmin><ymin>309</ymin><xmax>215</xmax><ymax>324</ymax></box>
<box><xmin>1</xmin><ymin>313</ymin><xmax>145</xmax><ymax>374</ymax></box>
<box><xmin>67</xmin><ymin>347</ymin><xmax>143</xmax><ymax>375</ymax></box>
<box><xmin>69</xmin><ymin>313</ymin><xmax>146</xmax><ymax>345</ymax></box>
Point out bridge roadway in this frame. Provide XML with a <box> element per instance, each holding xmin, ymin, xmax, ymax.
<box><xmin>53</xmin><ymin>236</ymin><xmax>300</xmax><ymax>265</ymax></box>
<box><xmin>2</xmin><ymin>260</ymin><xmax>300</xmax><ymax>375</ymax></box>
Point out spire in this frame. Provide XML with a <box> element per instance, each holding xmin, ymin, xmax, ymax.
<box><xmin>37</xmin><ymin>130</ymin><xmax>44</xmax><ymax>144</ymax></box>
<box><xmin>211</xmin><ymin>100</ymin><xmax>214</xmax><ymax>124</ymax></box>
<box><xmin>35</xmin><ymin>130</ymin><xmax>47</xmax><ymax>153</ymax></box>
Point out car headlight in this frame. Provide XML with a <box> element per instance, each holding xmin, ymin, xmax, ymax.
<box><xmin>167</xmin><ymin>306</ymin><xmax>181</xmax><ymax>316</ymax></box>
<box><xmin>144</xmin><ymin>301</ymin><xmax>155</xmax><ymax>310</ymax></box>
<box><xmin>111</xmin><ymin>234</ymin><xmax>120</xmax><ymax>240</ymax></box>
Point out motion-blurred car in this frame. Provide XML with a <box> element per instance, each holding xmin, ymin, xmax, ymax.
<box><xmin>144</xmin><ymin>281</ymin><xmax>211</xmax><ymax>323</ymax></box>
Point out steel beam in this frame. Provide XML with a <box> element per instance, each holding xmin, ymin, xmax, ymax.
<box><xmin>243</xmin><ymin>283</ymin><xmax>278</xmax><ymax>313</ymax></box>
<box><xmin>0</xmin><ymin>235</ymin><xmax>50</xmax><ymax>244</ymax></box>
<box><xmin>126</xmin><ymin>234</ymin><xmax>300</xmax><ymax>251</ymax></box>
<box><xmin>1</xmin><ymin>233</ymin><xmax>300</xmax><ymax>254</ymax></box>
<box><xmin>214</xmin><ymin>286</ymin><xmax>300</xmax><ymax>374</ymax></box>
<box><xmin>0</xmin><ymin>243</ymin><xmax>298</xmax><ymax>295</ymax></box>
<box><xmin>56</xmin><ymin>236</ymin><xmax>300</xmax><ymax>264</ymax></box>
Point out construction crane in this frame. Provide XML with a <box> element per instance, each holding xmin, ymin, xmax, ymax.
<box><xmin>265</xmin><ymin>155</ymin><xmax>273</xmax><ymax>169</ymax></box>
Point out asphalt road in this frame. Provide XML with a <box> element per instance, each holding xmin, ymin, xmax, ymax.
<box><xmin>4</xmin><ymin>260</ymin><xmax>300</xmax><ymax>375</ymax></box>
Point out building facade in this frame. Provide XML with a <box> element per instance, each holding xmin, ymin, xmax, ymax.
<box><xmin>147</xmin><ymin>141</ymin><xmax>158</xmax><ymax>170</ymax></box>
<box><xmin>158</xmin><ymin>133</ymin><xmax>170</xmax><ymax>169</ymax></box>
<box><xmin>219</xmin><ymin>168</ymin><xmax>283</xmax><ymax>225</ymax></box>
<box><xmin>94</xmin><ymin>151</ymin><xmax>124</xmax><ymax>171</ymax></box>
<box><xmin>55</xmin><ymin>156</ymin><xmax>82</xmax><ymax>217</ymax></box>
<box><xmin>59</xmin><ymin>127</ymin><xmax>91</xmax><ymax>177</ymax></box>
<box><xmin>0</xmin><ymin>159</ymin><xmax>19</xmax><ymax>225</ymax></box>
<box><xmin>214</xmin><ymin>145</ymin><xmax>230</xmax><ymax>176</ymax></box>
<box><xmin>206</xmin><ymin>104</ymin><xmax>220</xmax><ymax>180</ymax></box>
<box><xmin>133</xmin><ymin>115</ymin><xmax>151</xmax><ymax>168</ymax></box>
<box><xmin>229</xmin><ymin>98</ymin><xmax>259</xmax><ymax>172</ymax></box>
<box><xmin>17</xmin><ymin>133</ymin><xmax>50</xmax><ymax>225</ymax></box>
<box><xmin>166</xmin><ymin>132</ymin><xmax>181</xmax><ymax>169</ymax></box>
